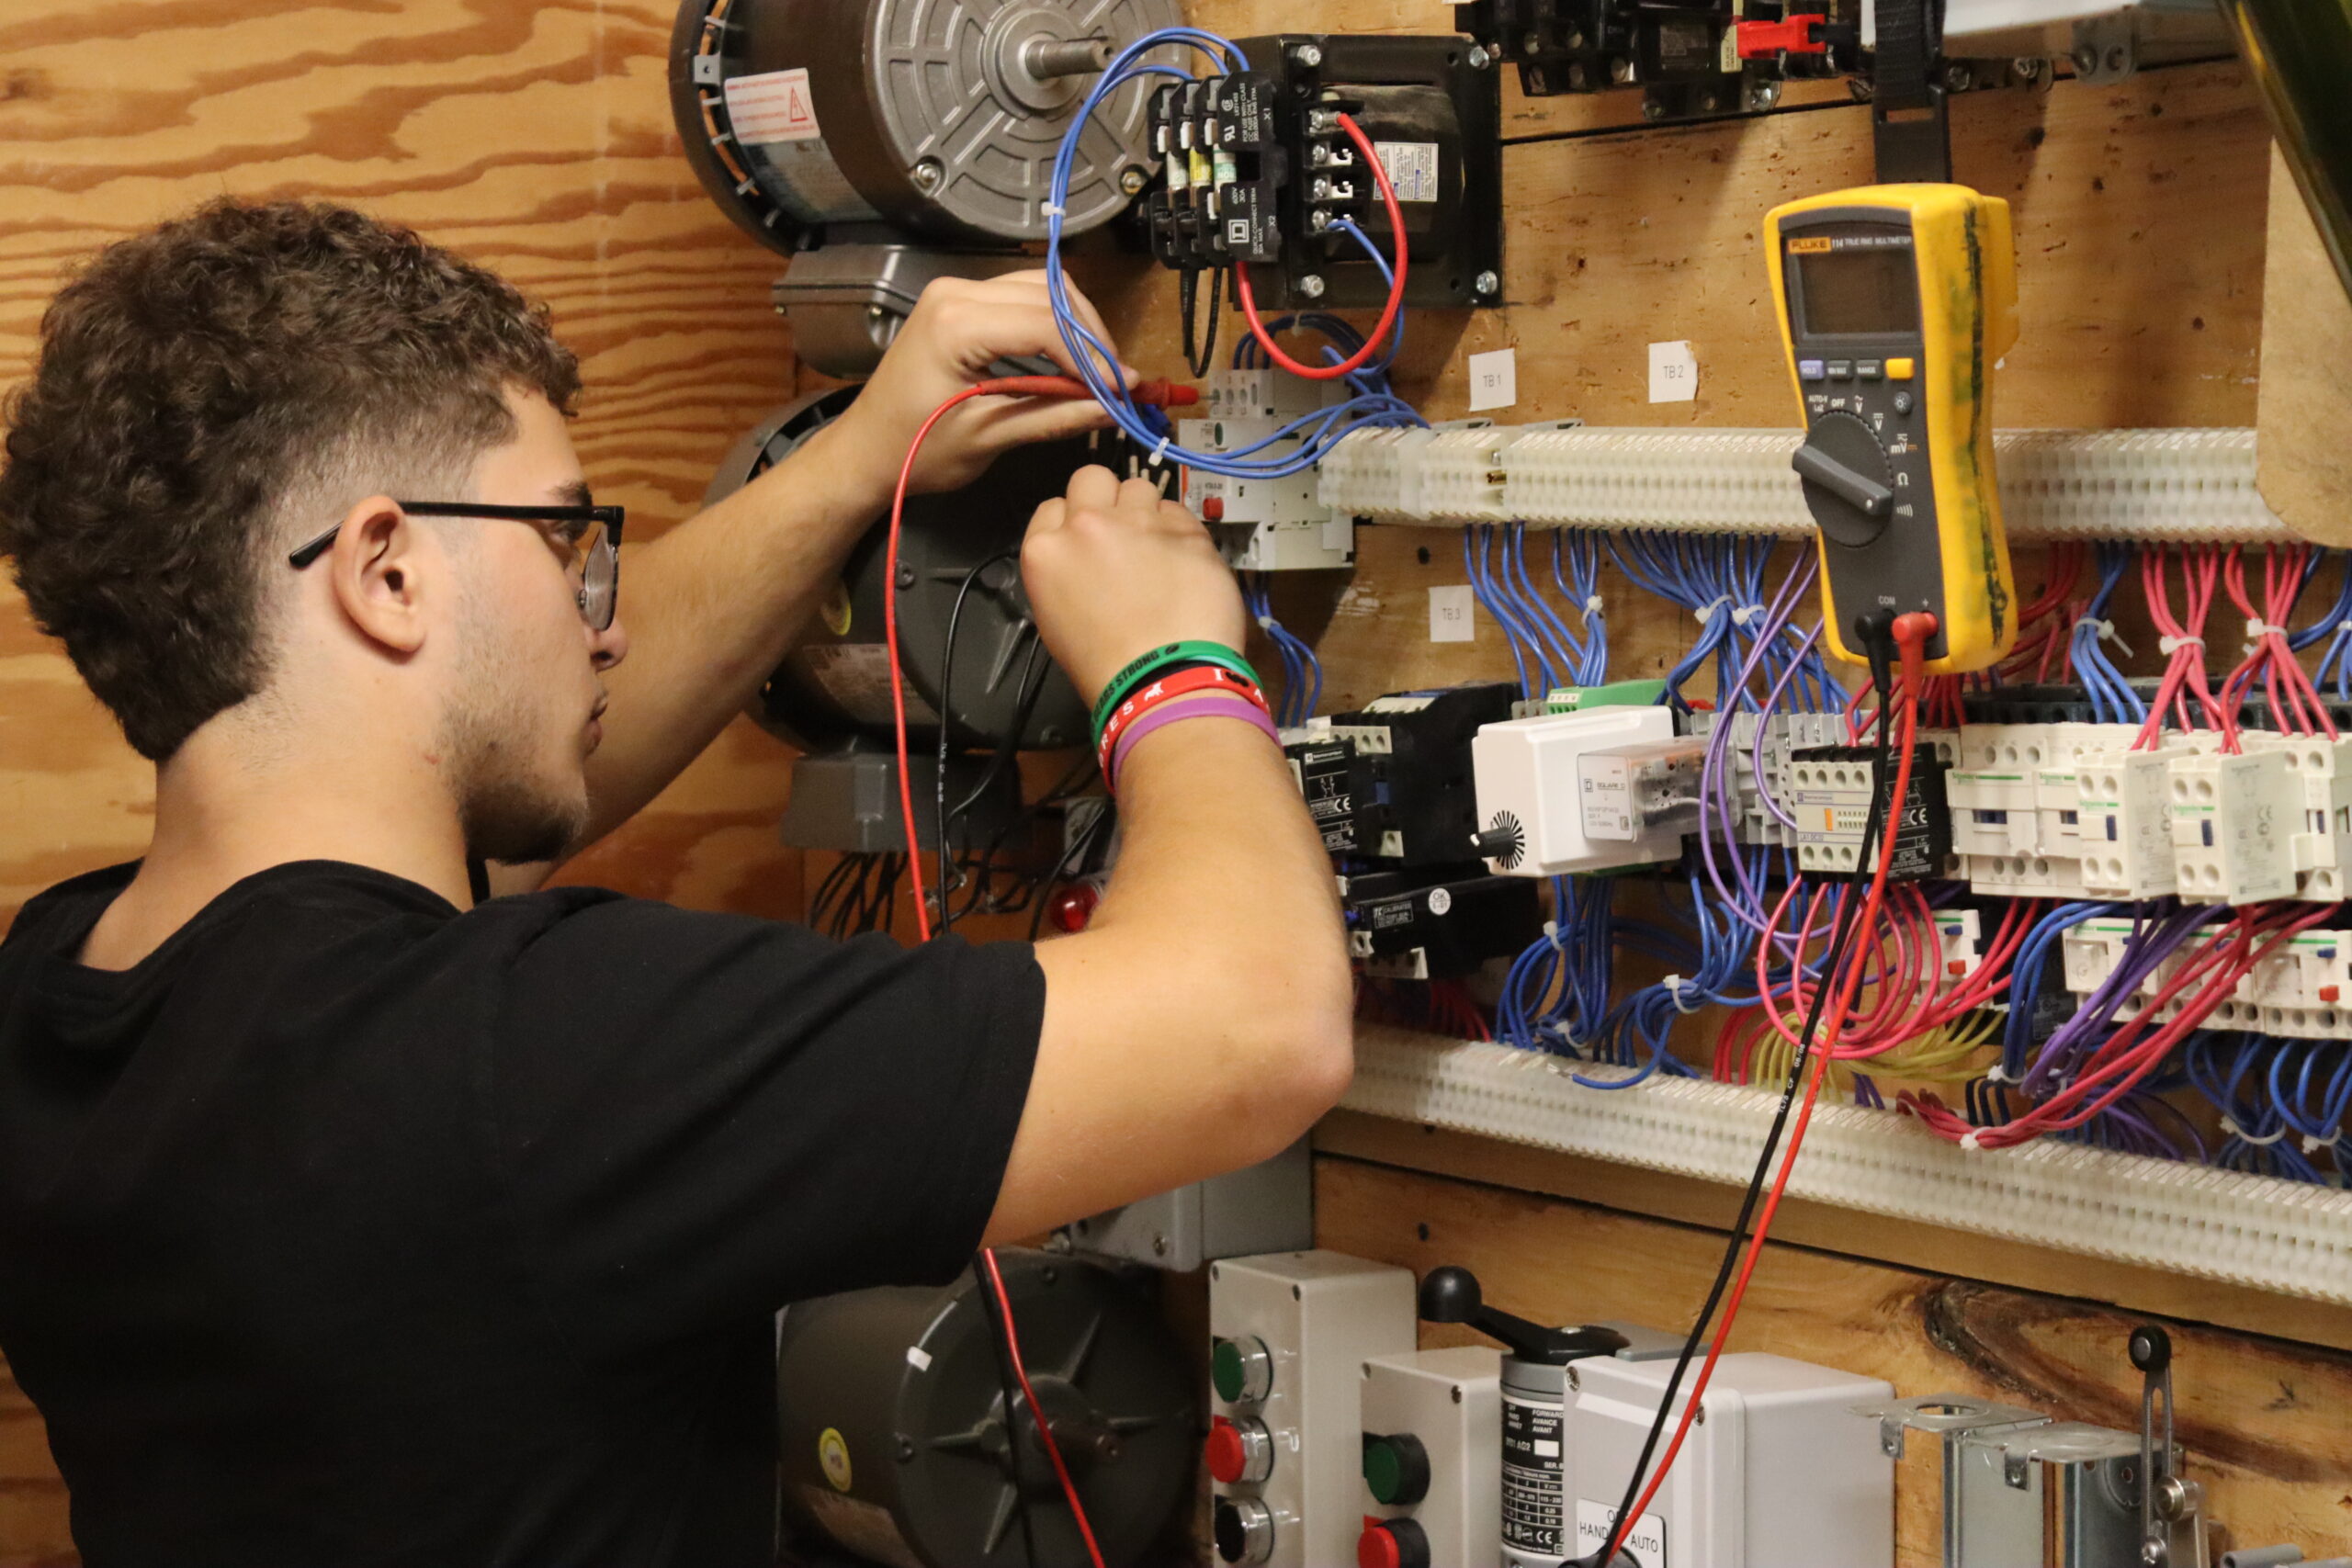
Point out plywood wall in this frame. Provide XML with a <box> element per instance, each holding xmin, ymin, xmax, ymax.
<box><xmin>0</xmin><ymin>0</ymin><xmax>808</xmax><ymax>932</ymax></box>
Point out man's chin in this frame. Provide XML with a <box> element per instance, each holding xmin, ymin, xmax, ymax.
<box><xmin>462</xmin><ymin>785</ymin><xmax>590</xmax><ymax>869</ymax></box>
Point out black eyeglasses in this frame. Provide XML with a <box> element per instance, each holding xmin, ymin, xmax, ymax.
<box><xmin>288</xmin><ymin>501</ymin><xmax>625</xmax><ymax>632</ymax></box>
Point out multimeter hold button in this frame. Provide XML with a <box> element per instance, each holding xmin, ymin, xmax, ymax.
<box><xmin>1826</xmin><ymin>359</ymin><xmax>1855</xmax><ymax>380</ymax></box>
<box><xmin>1884</xmin><ymin>356</ymin><xmax>1917</xmax><ymax>380</ymax></box>
<box><xmin>1798</xmin><ymin>358</ymin><xmax>1827</xmax><ymax>382</ymax></box>
<box><xmin>1893</xmin><ymin>391</ymin><xmax>1917</xmax><ymax>416</ymax></box>
<box><xmin>1858</xmin><ymin>360</ymin><xmax>1884</xmax><ymax>379</ymax></box>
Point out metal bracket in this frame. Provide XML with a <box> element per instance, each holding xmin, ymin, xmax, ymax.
<box><xmin>2072</xmin><ymin>11</ymin><xmax>2138</xmax><ymax>82</ymax></box>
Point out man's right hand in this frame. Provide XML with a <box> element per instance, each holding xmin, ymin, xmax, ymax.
<box><xmin>1021</xmin><ymin>466</ymin><xmax>1249</xmax><ymax>708</ymax></box>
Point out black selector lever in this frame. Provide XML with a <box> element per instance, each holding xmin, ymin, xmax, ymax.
<box><xmin>1419</xmin><ymin>1266</ymin><xmax>1628</xmax><ymax>1365</ymax></box>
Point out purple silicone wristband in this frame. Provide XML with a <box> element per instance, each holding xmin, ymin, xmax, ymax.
<box><xmin>1108</xmin><ymin>694</ymin><xmax>1283</xmax><ymax>790</ymax></box>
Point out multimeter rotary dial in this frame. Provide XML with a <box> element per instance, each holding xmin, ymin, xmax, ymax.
<box><xmin>1793</xmin><ymin>411</ymin><xmax>1898</xmax><ymax>548</ymax></box>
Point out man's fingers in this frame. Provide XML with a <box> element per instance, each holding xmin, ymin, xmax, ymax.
<box><xmin>1115</xmin><ymin>475</ymin><xmax>1170</xmax><ymax>520</ymax></box>
<box><xmin>1063</xmin><ymin>464</ymin><xmax>1124</xmax><ymax>516</ymax></box>
<box><xmin>1027</xmin><ymin>495</ymin><xmax>1069</xmax><ymax>536</ymax></box>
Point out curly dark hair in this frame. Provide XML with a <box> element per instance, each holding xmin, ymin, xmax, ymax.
<box><xmin>0</xmin><ymin>198</ymin><xmax>582</xmax><ymax>761</ymax></box>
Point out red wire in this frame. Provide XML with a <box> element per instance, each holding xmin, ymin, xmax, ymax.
<box><xmin>980</xmin><ymin>1250</ymin><xmax>1110</xmax><ymax>1568</ymax></box>
<box><xmin>883</xmin><ymin>374</ymin><xmax>1198</xmax><ymax>1568</ymax></box>
<box><xmin>1233</xmin><ymin>113</ymin><xmax>1410</xmax><ymax>380</ymax></box>
<box><xmin>1605</xmin><ymin>616</ymin><xmax>1934</xmax><ymax>1558</ymax></box>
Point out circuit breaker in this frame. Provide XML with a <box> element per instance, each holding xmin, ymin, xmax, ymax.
<box><xmin>1358</xmin><ymin>1347</ymin><xmax>1503</xmax><ymax>1568</ymax></box>
<box><xmin>1569</xmin><ymin>1352</ymin><xmax>1895</xmax><ymax>1567</ymax></box>
<box><xmin>1206</xmin><ymin>1252</ymin><xmax>1418</xmax><ymax>1566</ymax></box>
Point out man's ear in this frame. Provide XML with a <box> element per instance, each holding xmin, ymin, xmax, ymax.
<box><xmin>322</xmin><ymin>495</ymin><xmax>435</xmax><ymax>657</ymax></box>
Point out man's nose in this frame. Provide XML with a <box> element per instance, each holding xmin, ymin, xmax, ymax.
<box><xmin>590</xmin><ymin>615</ymin><xmax>628</xmax><ymax>671</ymax></box>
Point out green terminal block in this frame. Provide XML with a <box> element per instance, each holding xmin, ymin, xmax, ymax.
<box><xmin>1544</xmin><ymin>679</ymin><xmax>1668</xmax><ymax>715</ymax></box>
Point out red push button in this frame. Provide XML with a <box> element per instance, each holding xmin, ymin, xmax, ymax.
<box><xmin>1205</xmin><ymin>1417</ymin><xmax>1248</xmax><ymax>1484</ymax></box>
<box><xmin>1358</xmin><ymin>1516</ymin><xmax>1431</xmax><ymax>1568</ymax></box>
<box><xmin>1203</xmin><ymin>495</ymin><xmax>1226</xmax><ymax>522</ymax></box>
<box><xmin>2323</xmin><ymin>984</ymin><xmax>2341</xmax><ymax>1003</ymax></box>
<box><xmin>1205</xmin><ymin>1416</ymin><xmax>1272</xmax><ymax>1484</ymax></box>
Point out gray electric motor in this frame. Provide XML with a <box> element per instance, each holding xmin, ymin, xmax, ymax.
<box><xmin>673</xmin><ymin>0</ymin><xmax>1179</xmax><ymax>375</ymax></box>
<box><xmin>775</xmin><ymin>1249</ymin><xmax>1196</xmax><ymax>1568</ymax></box>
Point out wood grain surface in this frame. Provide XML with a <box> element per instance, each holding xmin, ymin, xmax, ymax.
<box><xmin>0</xmin><ymin>0</ymin><xmax>805</xmax><ymax>932</ymax></box>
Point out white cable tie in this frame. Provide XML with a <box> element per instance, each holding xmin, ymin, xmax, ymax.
<box><xmin>1659</xmin><ymin>975</ymin><xmax>1702</xmax><ymax>1013</ymax></box>
<box><xmin>1982</xmin><ymin>1064</ymin><xmax>2012</xmax><ymax>1085</ymax></box>
<box><xmin>1585</xmin><ymin>593</ymin><xmax>1605</xmax><ymax>618</ymax></box>
<box><xmin>1544</xmin><ymin>919</ymin><xmax>1567</xmax><ymax>953</ymax></box>
<box><xmin>2245</xmin><ymin>616</ymin><xmax>2278</xmax><ymax>641</ymax></box>
<box><xmin>1254</xmin><ymin>615</ymin><xmax>1278</xmax><ymax>631</ymax></box>
<box><xmin>1960</xmin><ymin>1131</ymin><xmax>1983</xmax><ymax>1152</ymax></box>
<box><xmin>2075</xmin><ymin>616</ymin><xmax>2134</xmax><ymax>659</ymax></box>
<box><xmin>1148</xmin><ymin>435</ymin><xmax>1171</xmax><ymax>468</ymax></box>
<box><xmin>1695</xmin><ymin>595</ymin><xmax>1733</xmax><ymax>626</ymax></box>
<box><xmin>2238</xmin><ymin>1122</ymin><xmax>2290</xmax><ymax>1146</ymax></box>
<box><xmin>1040</xmin><ymin>201</ymin><xmax>1066</xmax><ymax>219</ymax></box>
<box><xmin>2301</xmin><ymin>1134</ymin><xmax>2338</xmax><ymax>1156</ymax></box>
<box><xmin>2158</xmin><ymin>634</ymin><xmax>2204</xmax><ymax>657</ymax></box>
<box><xmin>1731</xmin><ymin>602</ymin><xmax>1770</xmax><ymax>628</ymax></box>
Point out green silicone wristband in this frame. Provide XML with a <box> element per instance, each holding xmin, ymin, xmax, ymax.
<box><xmin>1090</xmin><ymin>641</ymin><xmax>1261</xmax><ymax>739</ymax></box>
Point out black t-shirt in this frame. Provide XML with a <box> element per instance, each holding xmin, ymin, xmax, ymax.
<box><xmin>0</xmin><ymin>860</ymin><xmax>1044</xmax><ymax>1567</ymax></box>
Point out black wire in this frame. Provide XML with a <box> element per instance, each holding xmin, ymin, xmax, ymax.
<box><xmin>1177</xmin><ymin>266</ymin><xmax>1204</xmax><ymax>379</ymax></box>
<box><xmin>1188</xmin><ymin>267</ymin><xmax>1223</xmax><ymax>378</ymax></box>
<box><xmin>936</xmin><ymin>555</ymin><xmax>1019</xmax><ymax>933</ymax></box>
<box><xmin>1588</xmin><ymin>652</ymin><xmax>1903</xmax><ymax>1568</ymax></box>
<box><xmin>969</xmin><ymin>1259</ymin><xmax>1040</xmax><ymax>1568</ymax></box>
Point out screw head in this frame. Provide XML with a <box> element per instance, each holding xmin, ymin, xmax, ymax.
<box><xmin>895</xmin><ymin>565</ymin><xmax>916</xmax><ymax>588</ymax></box>
<box><xmin>1298</xmin><ymin>274</ymin><xmax>1327</xmax><ymax>299</ymax></box>
<box><xmin>896</xmin><ymin>1434</ymin><xmax>917</xmax><ymax>1461</ymax></box>
<box><xmin>1610</xmin><ymin>55</ymin><xmax>1636</xmax><ymax>84</ymax></box>
<box><xmin>1468</xmin><ymin>44</ymin><xmax>1492</xmax><ymax>69</ymax></box>
<box><xmin>1945</xmin><ymin>62</ymin><xmax>1974</xmax><ymax>92</ymax></box>
<box><xmin>2014</xmin><ymin>56</ymin><xmax>2045</xmax><ymax>80</ymax></box>
<box><xmin>1748</xmin><ymin>79</ymin><xmax>1781</xmax><ymax>109</ymax></box>
<box><xmin>1566</xmin><ymin>62</ymin><xmax>1589</xmax><ymax>89</ymax></box>
<box><xmin>1119</xmin><ymin>165</ymin><xmax>1147</xmax><ymax>197</ymax></box>
<box><xmin>1566</xmin><ymin>28</ymin><xmax>1586</xmax><ymax>50</ymax></box>
<box><xmin>1152</xmin><ymin>1234</ymin><xmax>1168</xmax><ymax>1256</ymax></box>
<box><xmin>2106</xmin><ymin>45</ymin><xmax>2128</xmax><ymax>73</ymax></box>
<box><xmin>1293</xmin><ymin>42</ymin><xmax>1322</xmax><ymax>68</ymax></box>
<box><xmin>1640</xmin><ymin>97</ymin><xmax>1665</xmax><ymax>119</ymax></box>
<box><xmin>1521</xmin><ymin>32</ymin><xmax>1542</xmax><ymax>54</ymax></box>
<box><xmin>1474</xmin><ymin>269</ymin><xmax>1500</xmax><ymax>297</ymax></box>
<box><xmin>2073</xmin><ymin>46</ymin><xmax>2099</xmax><ymax>74</ymax></box>
<box><xmin>910</xmin><ymin>158</ymin><xmax>944</xmax><ymax>192</ymax></box>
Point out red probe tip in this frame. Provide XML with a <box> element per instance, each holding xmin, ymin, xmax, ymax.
<box><xmin>1130</xmin><ymin>378</ymin><xmax>1199</xmax><ymax>407</ymax></box>
<box><xmin>1892</xmin><ymin>612</ymin><xmax>1939</xmax><ymax>648</ymax></box>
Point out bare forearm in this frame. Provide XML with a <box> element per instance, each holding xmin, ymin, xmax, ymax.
<box><xmin>577</xmin><ymin>419</ymin><xmax>888</xmax><ymax>843</ymax></box>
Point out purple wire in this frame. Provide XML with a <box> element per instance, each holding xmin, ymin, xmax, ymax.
<box><xmin>1697</xmin><ymin>553</ymin><xmax>1821</xmax><ymax>931</ymax></box>
<box><xmin>2019</xmin><ymin>906</ymin><xmax>2215</xmax><ymax>1099</ymax></box>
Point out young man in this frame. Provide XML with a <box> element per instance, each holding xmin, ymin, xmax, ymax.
<box><xmin>0</xmin><ymin>199</ymin><xmax>1351</xmax><ymax>1565</ymax></box>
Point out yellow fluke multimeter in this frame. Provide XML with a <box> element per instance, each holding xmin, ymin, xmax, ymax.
<box><xmin>1766</xmin><ymin>184</ymin><xmax>2019</xmax><ymax>674</ymax></box>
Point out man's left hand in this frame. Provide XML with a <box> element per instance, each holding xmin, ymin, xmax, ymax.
<box><xmin>821</xmin><ymin>271</ymin><xmax>1132</xmax><ymax>505</ymax></box>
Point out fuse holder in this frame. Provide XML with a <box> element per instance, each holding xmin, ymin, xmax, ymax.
<box><xmin>1736</xmin><ymin>14</ymin><xmax>1829</xmax><ymax>59</ymax></box>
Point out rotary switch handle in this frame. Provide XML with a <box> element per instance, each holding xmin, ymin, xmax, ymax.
<box><xmin>1792</xmin><ymin>412</ymin><xmax>1897</xmax><ymax>547</ymax></box>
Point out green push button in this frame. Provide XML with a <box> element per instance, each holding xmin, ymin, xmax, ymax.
<box><xmin>1212</xmin><ymin>1339</ymin><xmax>1246</xmax><ymax>1403</ymax></box>
<box><xmin>1212</xmin><ymin>1335</ymin><xmax>1272</xmax><ymax>1404</ymax></box>
<box><xmin>1362</xmin><ymin>1432</ymin><xmax>1430</xmax><ymax>1506</ymax></box>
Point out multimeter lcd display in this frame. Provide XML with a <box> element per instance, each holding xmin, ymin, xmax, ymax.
<box><xmin>1793</xmin><ymin>248</ymin><xmax>1922</xmax><ymax>337</ymax></box>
